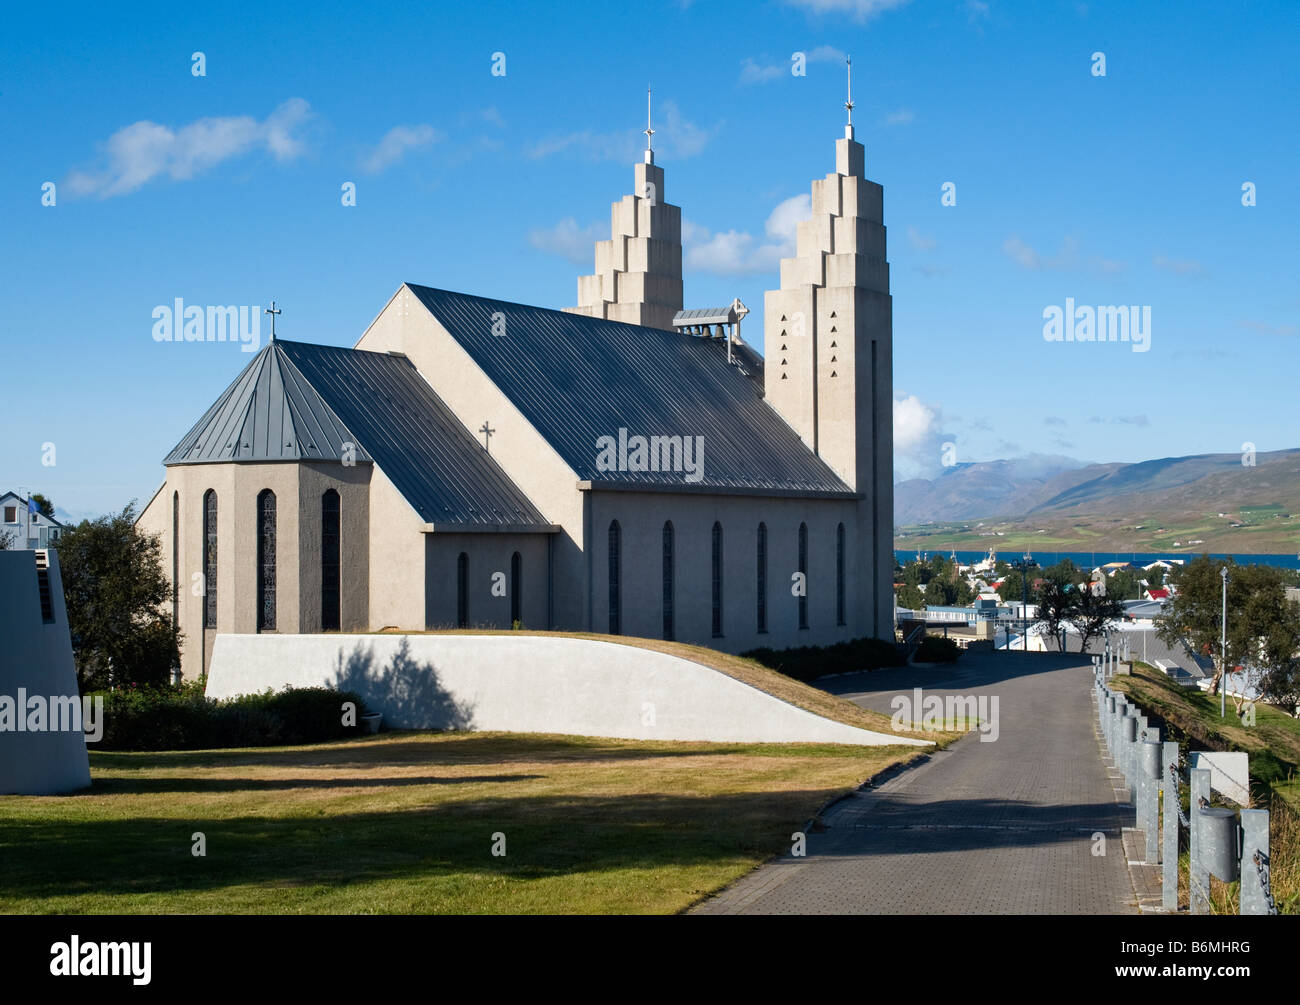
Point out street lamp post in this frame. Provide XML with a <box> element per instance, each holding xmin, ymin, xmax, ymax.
<box><xmin>1220</xmin><ymin>566</ymin><xmax>1229</xmax><ymax>719</ymax></box>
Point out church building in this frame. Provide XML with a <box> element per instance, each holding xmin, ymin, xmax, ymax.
<box><xmin>138</xmin><ymin>91</ymin><xmax>895</xmax><ymax>681</ymax></box>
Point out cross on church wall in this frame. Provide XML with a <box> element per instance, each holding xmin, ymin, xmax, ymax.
<box><xmin>479</xmin><ymin>422</ymin><xmax>495</xmax><ymax>451</ymax></box>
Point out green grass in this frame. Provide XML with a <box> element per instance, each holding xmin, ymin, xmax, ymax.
<box><xmin>0</xmin><ymin>731</ymin><xmax>929</xmax><ymax>914</ymax></box>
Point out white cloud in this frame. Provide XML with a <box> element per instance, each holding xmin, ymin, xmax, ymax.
<box><xmin>1002</xmin><ymin>234</ymin><xmax>1081</xmax><ymax>270</ymax></box>
<box><xmin>893</xmin><ymin>392</ymin><xmax>954</xmax><ymax>480</ymax></box>
<box><xmin>740</xmin><ymin>45</ymin><xmax>846</xmax><ymax>84</ymax></box>
<box><xmin>883</xmin><ymin>109</ymin><xmax>915</xmax><ymax>126</ymax></box>
<box><xmin>907</xmin><ymin>226</ymin><xmax>936</xmax><ymax>251</ymax></box>
<box><xmin>684</xmin><ymin>193</ymin><xmax>811</xmax><ymax>275</ymax></box>
<box><xmin>965</xmin><ymin>0</ymin><xmax>990</xmax><ymax>21</ymax></box>
<box><xmin>361</xmin><ymin>124</ymin><xmax>441</xmax><ymax>174</ymax></box>
<box><xmin>65</xmin><ymin>98</ymin><xmax>313</xmax><ymax>199</ymax></box>
<box><xmin>527</xmin><ymin>217</ymin><xmax>604</xmax><ymax>265</ymax></box>
<box><xmin>527</xmin><ymin>100</ymin><xmax>715</xmax><ymax>162</ymax></box>
<box><xmin>783</xmin><ymin>0</ymin><xmax>911</xmax><ymax>21</ymax></box>
<box><xmin>1237</xmin><ymin>319</ymin><xmax>1298</xmax><ymax>336</ymax></box>
<box><xmin>739</xmin><ymin>58</ymin><xmax>785</xmax><ymax>84</ymax></box>
<box><xmin>1153</xmin><ymin>254</ymin><xmax>1206</xmax><ymax>278</ymax></box>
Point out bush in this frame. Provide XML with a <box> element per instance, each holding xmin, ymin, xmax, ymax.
<box><xmin>94</xmin><ymin>683</ymin><xmax>371</xmax><ymax>751</ymax></box>
<box><xmin>741</xmin><ymin>635</ymin><xmax>904</xmax><ymax>683</ymax></box>
<box><xmin>914</xmin><ymin>634</ymin><xmax>960</xmax><ymax>664</ymax></box>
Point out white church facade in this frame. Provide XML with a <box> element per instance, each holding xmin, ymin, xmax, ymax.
<box><xmin>138</xmin><ymin>101</ymin><xmax>895</xmax><ymax>681</ymax></box>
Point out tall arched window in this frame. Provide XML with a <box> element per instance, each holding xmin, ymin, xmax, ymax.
<box><xmin>203</xmin><ymin>489</ymin><xmax>217</xmax><ymax>628</ymax></box>
<box><xmin>798</xmin><ymin>521</ymin><xmax>809</xmax><ymax>629</ymax></box>
<box><xmin>756</xmin><ymin>522</ymin><xmax>768</xmax><ymax>633</ymax></box>
<box><xmin>171</xmin><ymin>491</ymin><xmax>179</xmax><ymax>629</ymax></box>
<box><xmin>608</xmin><ymin>520</ymin><xmax>622</xmax><ymax>635</ymax></box>
<box><xmin>256</xmin><ymin>489</ymin><xmax>276</xmax><ymax>631</ymax></box>
<box><xmin>510</xmin><ymin>551</ymin><xmax>522</xmax><ymax>626</ymax></box>
<box><xmin>321</xmin><ymin>489</ymin><xmax>340</xmax><ymax>631</ymax></box>
<box><xmin>836</xmin><ymin>522</ymin><xmax>846</xmax><ymax>626</ymax></box>
<box><xmin>457</xmin><ymin>552</ymin><xmax>469</xmax><ymax>628</ymax></box>
<box><xmin>662</xmin><ymin>521</ymin><xmax>675</xmax><ymax>640</ymax></box>
<box><xmin>711</xmin><ymin>522</ymin><xmax>724</xmax><ymax>638</ymax></box>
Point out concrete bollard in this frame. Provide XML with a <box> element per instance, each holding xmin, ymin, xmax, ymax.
<box><xmin>1190</xmin><ymin>768</ymin><xmax>1212</xmax><ymax>915</ymax></box>
<box><xmin>1122</xmin><ymin>715</ymin><xmax>1138</xmax><ymax>796</ymax></box>
<box><xmin>1240</xmin><ymin>809</ymin><xmax>1271</xmax><ymax>915</ymax></box>
<box><xmin>1141</xmin><ymin>737</ymin><xmax>1161</xmax><ymax>862</ymax></box>
<box><xmin>1199</xmin><ymin>807</ymin><xmax>1239</xmax><ymax>883</ymax></box>
<box><xmin>1162</xmin><ymin>741</ymin><xmax>1179</xmax><ymax>911</ymax></box>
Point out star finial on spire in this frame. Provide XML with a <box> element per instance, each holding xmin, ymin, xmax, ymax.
<box><xmin>845</xmin><ymin>56</ymin><xmax>855</xmax><ymax>135</ymax></box>
<box><xmin>644</xmin><ymin>85</ymin><xmax>655</xmax><ymax>163</ymax></box>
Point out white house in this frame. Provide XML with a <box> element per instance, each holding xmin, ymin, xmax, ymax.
<box><xmin>0</xmin><ymin>491</ymin><xmax>63</xmax><ymax>551</ymax></box>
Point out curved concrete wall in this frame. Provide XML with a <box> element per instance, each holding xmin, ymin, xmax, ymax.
<box><xmin>206</xmin><ymin>633</ymin><xmax>928</xmax><ymax>747</ymax></box>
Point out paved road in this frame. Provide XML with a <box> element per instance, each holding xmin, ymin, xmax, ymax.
<box><xmin>695</xmin><ymin>650</ymin><xmax>1138</xmax><ymax>914</ymax></box>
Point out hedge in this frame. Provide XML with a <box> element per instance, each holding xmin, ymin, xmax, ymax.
<box><xmin>91</xmin><ymin>683</ymin><xmax>373</xmax><ymax>751</ymax></box>
<box><xmin>741</xmin><ymin>635</ymin><xmax>904</xmax><ymax>683</ymax></box>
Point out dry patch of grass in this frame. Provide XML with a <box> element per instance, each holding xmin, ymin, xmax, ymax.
<box><xmin>0</xmin><ymin>731</ymin><xmax>928</xmax><ymax>915</ymax></box>
<box><xmin>376</xmin><ymin>628</ymin><xmax>955</xmax><ymax>743</ymax></box>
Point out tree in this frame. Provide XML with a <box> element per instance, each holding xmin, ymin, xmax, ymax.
<box><xmin>57</xmin><ymin>503</ymin><xmax>181</xmax><ymax>692</ymax></box>
<box><xmin>1108</xmin><ymin>567</ymin><xmax>1142</xmax><ymax>602</ymax></box>
<box><xmin>1146</xmin><ymin>565</ymin><xmax>1166</xmax><ymax>590</ymax></box>
<box><xmin>29</xmin><ymin>493</ymin><xmax>55</xmax><ymax>520</ymax></box>
<box><xmin>1156</xmin><ymin>556</ymin><xmax>1300</xmax><ymax>705</ymax></box>
<box><xmin>1035</xmin><ymin>580</ymin><xmax>1074</xmax><ymax>651</ymax></box>
<box><xmin>1070</xmin><ymin>587</ymin><xmax>1125</xmax><ymax>653</ymax></box>
<box><xmin>896</xmin><ymin>582</ymin><xmax>925</xmax><ymax>611</ymax></box>
<box><xmin>0</xmin><ymin>528</ymin><xmax>13</xmax><ymax>550</ymax></box>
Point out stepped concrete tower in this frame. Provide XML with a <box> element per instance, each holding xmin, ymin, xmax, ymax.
<box><xmin>763</xmin><ymin>58</ymin><xmax>895</xmax><ymax>636</ymax></box>
<box><xmin>566</xmin><ymin>89</ymin><xmax>683</xmax><ymax>331</ymax></box>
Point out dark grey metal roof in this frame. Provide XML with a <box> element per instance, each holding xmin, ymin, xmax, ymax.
<box><xmin>165</xmin><ymin>340</ymin><xmax>552</xmax><ymax>529</ymax></box>
<box><xmin>164</xmin><ymin>341</ymin><xmax>372</xmax><ymax>465</ymax></box>
<box><xmin>406</xmin><ymin>285</ymin><xmax>850</xmax><ymax>495</ymax></box>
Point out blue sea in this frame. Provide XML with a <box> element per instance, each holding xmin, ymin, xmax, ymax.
<box><xmin>894</xmin><ymin>549</ymin><xmax>1300</xmax><ymax>571</ymax></box>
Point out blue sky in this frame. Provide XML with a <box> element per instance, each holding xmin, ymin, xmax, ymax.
<box><xmin>2</xmin><ymin>0</ymin><xmax>1297</xmax><ymax>519</ymax></box>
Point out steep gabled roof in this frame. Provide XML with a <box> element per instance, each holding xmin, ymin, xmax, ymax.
<box><xmin>164</xmin><ymin>340</ymin><xmax>551</xmax><ymax>529</ymax></box>
<box><xmin>405</xmin><ymin>284</ymin><xmax>851</xmax><ymax>496</ymax></box>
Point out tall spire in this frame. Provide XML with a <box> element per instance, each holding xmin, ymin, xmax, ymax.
<box><xmin>644</xmin><ymin>85</ymin><xmax>655</xmax><ymax>163</ymax></box>
<box><xmin>844</xmin><ymin>56</ymin><xmax>855</xmax><ymax>139</ymax></box>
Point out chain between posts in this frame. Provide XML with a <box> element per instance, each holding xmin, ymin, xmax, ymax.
<box><xmin>1170</xmin><ymin>762</ymin><xmax>1191</xmax><ymax>829</ymax></box>
<box><xmin>1253</xmin><ymin>849</ymin><xmax>1279</xmax><ymax>915</ymax></box>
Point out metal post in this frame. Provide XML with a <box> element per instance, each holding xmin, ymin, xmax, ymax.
<box><xmin>1190</xmin><ymin>768</ymin><xmax>1212</xmax><ymax>915</ymax></box>
<box><xmin>1162</xmin><ymin>740</ymin><xmax>1178</xmax><ymax>911</ymax></box>
<box><xmin>1122</xmin><ymin>715</ymin><xmax>1138</xmax><ymax>795</ymax></box>
<box><xmin>1240</xmin><ymin>808</ymin><xmax>1271</xmax><ymax>915</ymax></box>
<box><xmin>1142</xmin><ymin>736</ymin><xmax>1161</xmax><ymax>862</ymax></box>
<box><xmin>1220</xmin><ymin>566</ymin><xmax>1228</xmax><ymax>720</ymax></box>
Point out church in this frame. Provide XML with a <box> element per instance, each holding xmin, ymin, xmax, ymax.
<box><xmin>138</xmin><ymin>93</ymin><xmax>895</xmax><ymax>681</ymax></box>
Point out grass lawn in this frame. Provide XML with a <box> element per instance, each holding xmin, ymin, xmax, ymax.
<box><xmin>0</xmin><ymin>731</ymin><xmax>930</xmax><ymax>914</ymax></box>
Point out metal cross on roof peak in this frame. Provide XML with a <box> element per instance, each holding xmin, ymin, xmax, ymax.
<box><xmin>266</xmin><ymin>301</ymin><xmax>282</xmax><ymax>341</ymax></box>
<box><xmin>845</xmin><ymin>56</ymin><xmax>854</xmax><ymax>126</ymax></box>
<box><xmin>645</xmin><ymin>85</ymin><xmax>655</xmax><ymax>151</ymax></box>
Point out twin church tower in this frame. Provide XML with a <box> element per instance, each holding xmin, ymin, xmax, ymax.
<box><xmin>565</xmin><ymin>74</ymin><xmax>894</xmax><ymax>625</ymax></box>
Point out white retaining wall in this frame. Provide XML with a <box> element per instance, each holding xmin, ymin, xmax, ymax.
<box><xmin>206</xmin><ymin>633</ymin><xmax>928</xmax><ymax>747</ymax></box>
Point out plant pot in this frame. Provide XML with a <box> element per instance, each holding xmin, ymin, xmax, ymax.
<box><xmin>361</xmin><ymin>712</ymin><xmax>383</xmax><ymax>735</ymax></box>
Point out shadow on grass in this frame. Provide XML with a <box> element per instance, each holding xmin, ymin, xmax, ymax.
<box><xmin>84</xmin><ymin>732</ymin><xmax>859</xmax><ymax>775</ymax></box>
<box><xmin>90</xmin><ymin>774</ymin><xmax>545</xmax><ymax>795</ymax></box>
<box><xmin>0</xmin><ymin>784</ymin><xmax>1126</xmax><ymax>911</ymax></box>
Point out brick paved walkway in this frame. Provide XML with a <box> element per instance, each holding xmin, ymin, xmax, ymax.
<box><xmin>693</xmin><ymin>651</ymin><xmax>1139</xmax><ymax>914</ymax></box>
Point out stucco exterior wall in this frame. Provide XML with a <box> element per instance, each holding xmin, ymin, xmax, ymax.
<box><xmin>356</xmin><ymin>287</ymin><xmax>588</xmax><ymax>629</ymax></box>
<box><xmin>139</xmin><ymin>460</ymin><xmax>377</xmax><ymax>679</ymax></box>
<box><xmin>206</xmin><ymin>633</ymin><xmax>928</xmax><ymax>746</ymax></box>
<box><xmin>367</xmin><ymin>465</ymin><xmax>426</xmax><ymax>630</ymax></box>
<box><xmin>588</xmin><ymin>489</ymin><xmax>861</xmax><ymax>653</ymax></box>
<box><xmin>424</xmin><ymin>534</ymin><xmax>549</xmax><ymax>629</ymax></box>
